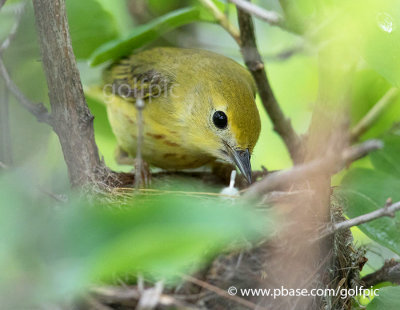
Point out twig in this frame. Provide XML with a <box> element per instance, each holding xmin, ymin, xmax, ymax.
<box><xmin>244</xmin><ymin>139</ymin><xmax>383</xmax><ymax>199</ymax></box>
<box><xmin>236</xmin><ymin>4</ymin><xmax>303</xmax><ymax>163</ymax></box>
<box><xmin>198</xmin><ymin>0</ymin><xmax>241</xmax><ymax>44</ymax></box>
<box><xmin>229</xmin><ymin>0</ymin><xmax>282</xmax><ymax>25</ymax></box>
<box><xmin>136</xmin><ymin>281</ymin><xmax>163</xmax><ymax>310</ymax></box>
<box><xmin>0</xmin><ymin>3</ymin><xmax>26</xmax><ymax>166</ymax></box>
<box><xmin>0</xmin><ymin>55</ymin><xmax>51</xmax><ymax>124</ymax></box>
<box><xmin>0</xmin><ymin>2</ymin><xmax>25</xmax><ymax>53</ymax></box>
<box><xmin>329</xmin><ymin>200</ymin><xmax>400</xmax><ymax>235</ymax></box>
<box><xmin>181</xmin><ymin>274</ymin><xmax>268</xmax><ymax>310</ymax></box>
<box><xmin>91</xmin><ymin>286</ymin><xmax>198</xmax><ymax>309</ymax></box>
<box><xmin>361</xmin><ymin>259</ymin><xmax>400</xmax><ymax>287</ymax></box>
<box><xmin>351</xmin><ymin>88</ymin><xmax>399</xmax><ymax>142</ymax></box>
<box><xmin>135</xmin><ymin>98</ymin><xmax>145</xmax><ymax>189</ymax></box>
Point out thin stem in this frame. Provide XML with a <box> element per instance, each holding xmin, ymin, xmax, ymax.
<box><xmin>236</xmin><ymin>4</ymin><xmax>303</xmax><ymax>163</ymax></box>
<box><xmin>331</xmin><ymin>200</ymin><xmax>400</xmax><ymax>233</ymax></box>
<box><xmin>135</xmin><ymin>98</ymin><xmax>144</xmax><ymax>189</ymax></box>
<box><xmin>0</xmin><ymin>2</ymin><xmax>25</xmax><ymax>53</ymax></box>
<box><xmin>244</xmin><ymin>139</ymin><xmax>383</xmax><ymax>199</ymax></box>
<box><xmin>0</xmin><ymin>55</ymin><xmax>51</xmax><ymax>124</ymax></box>
<box><xmin>351</xmin><ymin>87</ymin><xmax>399</xmax><ymax>142</ymax></box>
<box><xmin>198</xmin><ymin>0</ymin><xmax>241</xmax><ymax>45</ymax></box>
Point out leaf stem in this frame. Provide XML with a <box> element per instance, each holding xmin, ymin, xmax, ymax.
<box><xmin>351</xmin><ymin>87</ymin><xmax>399</xmax><ymax>142</ymax></box>
<box><xmin>198</xmin><ymin>0</ymin><xmax>241</xmax><ymax>45</ymax></box>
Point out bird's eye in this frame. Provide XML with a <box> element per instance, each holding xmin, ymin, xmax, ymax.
<box><xmin>212</xmin><ymin>111</ymin><xmax>228</xmax><ymax>129</ymax></box>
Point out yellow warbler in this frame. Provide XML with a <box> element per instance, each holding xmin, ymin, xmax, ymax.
<box><xmin>102</xmin><ymin>47</ymin><xmax>261</xmax><ymax>183</ymax></box>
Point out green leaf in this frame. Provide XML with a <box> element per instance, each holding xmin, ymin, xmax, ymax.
<box><xmin>363</xmin><ymin>0</ymin><xmax>400</xmax><ymax>87</ymax></box>
<box><xmin>340</xmin><ymin>168</ymin><xmax>400</xmax><ymax>255</ymax></box>
<box><xmin>0</xmin><ymin>173</ymin><xmax>271</xmax><ymax>308</ymax></box>
<box><xmin>89</xmin><ymin>7</ymin><xmax>210</xmax><ymax>66</ymax></box>
<box><xmin>66</xmin><ymin>0</ymin><xmax>119</xmax><ymax>59</ymax></box>
<box><xmin>370</xmin><ymin>135</ymin><xmax>400</xmax><ymax>177</ymax></box>
<box><xmin>367</xmin><ymin>286</ymin><xmax>400</xmax><ymax>310</ymax></box>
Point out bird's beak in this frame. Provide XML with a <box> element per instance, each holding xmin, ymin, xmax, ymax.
<box><xmin>227</xmin><ymin>147</ymin><xmax>252</xmax><ymax>184</ymax></box>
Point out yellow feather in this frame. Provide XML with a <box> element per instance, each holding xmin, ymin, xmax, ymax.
<box><xmin>101</xmin><ymin>47</ymin><xmax>261</xmax><ymax>172</ymax></box>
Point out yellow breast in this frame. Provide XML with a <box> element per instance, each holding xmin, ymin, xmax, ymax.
<box><xmin>106</xmin><ymin>94</ymin><xmax>213</xmax><ymax>169</ymax></box>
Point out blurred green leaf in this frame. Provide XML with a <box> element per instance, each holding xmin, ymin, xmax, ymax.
<box><xmin>340</xmin><ymin>168</ymin><xmax>400</xmax><ymax>255</ymax></box>
<box><xmin>363</xmin><ymin>0</ymin><xmax>400</xmax><ymax>87</ymax></box>
<box><xmin>367</xmin><ymin>286</ymin><xmax>400</xmax><ymax>310</ymax></box>
<box><xmin>281</xmin><ymin>0</ymin><xmax>400</xmax><ymax>86</ymax></box>
<box><xmin>67</xmin><ymin>0</ymin><xmax>119</xmax><ymax>59</ymax></box>
<box><xmin>0</xmin><ymin>172</ymin><xmax>270</xmax><ymax>308</ymax></box>
<box><xmin>370</xmin><ymin>135</ymin><xmax>400</xmax><ymax>177</ymax></box>
<box><xmin>89</xmin><ymin>7</ymin><xmax>213</xmax><ymax>66</ymax></box>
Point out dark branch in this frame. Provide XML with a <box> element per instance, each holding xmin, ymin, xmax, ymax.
<box><xmin>32</xmin><ymin>0</ymin><xmax>105</xmax><ymax>186</ymax></box>
<box><xmin>244</xmin><ymin>139</ymin><xmax>383</xmax><ymax>199</ymax></box>
<box><xmin>236</xmin><ymin>3</ymin><xmax>303</xmax><ymax>163</ymax></box>
<box><xmin>330</xmin><ymin>200</ymin><xmax>400</xmax><ymax>234</ymax></box>
<box><xmin>0</xmin><ymin>55</ymin><xmax>51</xmax><ymax>124</ymax></box>
<box><xmin>362</xmin><ymin>259</ymin><xmax>400</xmax><ymax>287</ymax></box>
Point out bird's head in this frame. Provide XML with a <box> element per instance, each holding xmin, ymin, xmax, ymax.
<box><xmin>184</xmin><ymin>69</ymin><xmax>261</xmax><ymax>183</ymax></box>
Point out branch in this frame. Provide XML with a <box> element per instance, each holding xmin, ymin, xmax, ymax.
<box><xmin>198</xmin><ymin>0</ymin><xmax>241</xmax><ymax>44</ymax></box>
<box><xmin>330</xmin><ymin>200</ymin><xmax>400</xmax><ymax>234</ymax></box>
<box><xmin>0</xmin><ymin>3</ymin><xmax>51</xmax><ymax>126</ymax></box>
<box><xmin>90</xmin><ymin>286</ymin><xmax>199</xmax><ymax>309</ymax></box>
<box><xmin>244</xmin><ymin>139</ymin><xmax>383</xmax><ymax>199</ymax></box>
<box><xmin>32</xmin><ymin>0</ymin><xmax>105</xmax><ymax>186</ymax></box>
<box><xmin>236</xmin><ymin>3</ymin><xmax>303</xmax><ymax>163</ymax></box>
<box><xmin>362</xmin><ymin>259</ymin><xmax>400</xmax><ymax>287</ymax></box>
<box><xmin>229</xmin><ymin>0</ymin><xmax>282</xmax><ymax>25</ymax></box>
<box><xmin>351</xmin><ymin>87</ymin><xmax>399</xmax><ymax>142</ymax></box>
<box><xmin>0</xmin><ymin>55</ymin><xmax>51</xmax><ymax>124</ymax></box>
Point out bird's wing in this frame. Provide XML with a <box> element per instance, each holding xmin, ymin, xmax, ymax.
<box><xmin>103</xmin><ymin>56</ymin><xmax>175</xmax><ymax>103</ymax></box>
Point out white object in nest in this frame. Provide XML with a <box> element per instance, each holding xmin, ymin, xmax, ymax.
<box><xmin>220</xmin><ymin>170</ymin><xmax>239</xmax><ymax>198</ymax></box>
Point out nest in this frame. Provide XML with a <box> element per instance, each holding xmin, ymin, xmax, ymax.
<box><xmin>75</xmin><ymin>172</ymin><xmax>367</xmax><ymax>310</ymax></box>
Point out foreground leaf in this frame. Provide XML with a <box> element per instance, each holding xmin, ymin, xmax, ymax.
<box><xmin>89</xmin><ymin>7</ymin><xmax>212</xmax><ymax>66</ymax></box>
<box><xmin>67</xmin><ymin>0</ymin><xmax>119</xmax><ymax>59</ymax></box>
<box><xmin>367</xmin><ymin>286</ymin><xmax>400</xmax><ymax>310</ymax></box>
<box><xmin>0</xmin><ymin>173</ymin><xmax>270</xmax><ymax>308</ymax></box>
<box><xmin>340</xmin><ymin>168</ymin><xmax>400</xmax><ymax>255</ymax></box>
<box><xmin>370</xmin><ymin>135</ymin><xmax>400</xmax><ymax>177</ymax></box>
